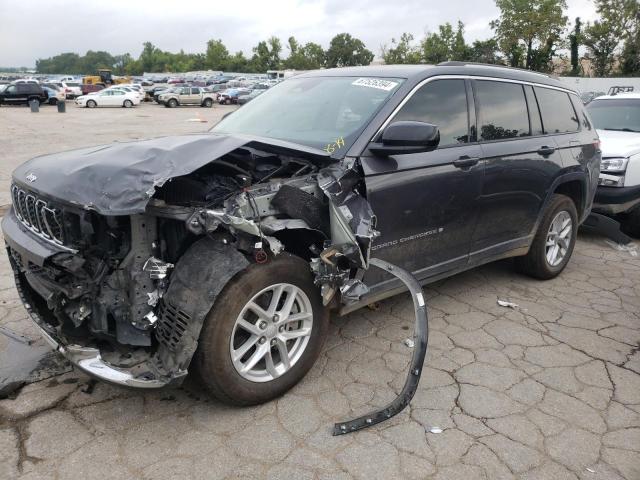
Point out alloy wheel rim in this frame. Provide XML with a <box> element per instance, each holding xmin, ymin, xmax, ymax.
<box><xmin>545</xmin><ymin>210</ymin><xmax>572</xmax><ymax>267</ymax></box>
<box><xmin>230</xmin><ymin>283</ymin><xmax>313</xmax><ymax>383</ymax></box>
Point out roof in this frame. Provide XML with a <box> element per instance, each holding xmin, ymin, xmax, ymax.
<box><xmin>590</xmin><ymin>92</ymin><xmax>640</xmax><ymax>101</ymax></box>
<box><xmin>297</xmin><ymin>63</ymin><xmax>571</xmax><ymax>92</ymax></box>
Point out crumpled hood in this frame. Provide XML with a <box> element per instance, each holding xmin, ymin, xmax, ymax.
<box><xmin>12</xmin><ymin>133</ymin><xmax>329</xmax><ymax>215</ymax></box>
<box><xmin>597</xmin><ymin>129</ymin><xmax>640</xmax><ymax>158</ymax></box>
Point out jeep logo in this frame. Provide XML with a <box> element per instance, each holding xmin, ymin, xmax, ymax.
<box><xmin>25</xmin><ymin>173</ymin><xmax>37</xmax><ymax>183</ymax></box>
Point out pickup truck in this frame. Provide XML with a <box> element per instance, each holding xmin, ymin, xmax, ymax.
<box><xmin>587</xmin><ymin>93</ymin><xmax>640</xmax><ymax>237</ymax></box>
<box><xmin>158</xmin><ymin>86</ymin><xmax>216</xmax><ymax>107</ymax></box>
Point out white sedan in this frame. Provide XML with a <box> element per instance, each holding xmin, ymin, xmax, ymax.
<box><xmin>75</xmin><ymin>89</ymin><xmax>140</xmax><ymax>108</ymax></box>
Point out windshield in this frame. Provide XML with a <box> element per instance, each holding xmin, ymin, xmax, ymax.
<box><xmin>587</xmin><ymin>98</ymin><xmax>640</xmax><ymax>132</ymax></box>
<box><xmin>211</xmin><ymin>76</ymin><xmax>404</xmax><ymax>153</ymax></box>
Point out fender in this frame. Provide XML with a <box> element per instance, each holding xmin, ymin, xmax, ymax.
<box><xmin>153</xmin><ymin>238</ymin><xmax>249</xmax><ymax>374</ymax></box>
<box><xmin>530</xmin><ymin>171</ymin><xmax>590</xmax><ymax>238</ymax></box>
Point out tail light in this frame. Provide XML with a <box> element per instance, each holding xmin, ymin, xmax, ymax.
<box><xmin>593</xmin><ymin>139</ymin><xmax>601</xmax><ymax>151</ymax></box>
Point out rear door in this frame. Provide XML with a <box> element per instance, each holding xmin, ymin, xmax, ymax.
<box><xmin>361</xmin><ymin>78</ymin><xmax>484</xmax><ymax>287</ymax></box>
<box><xmin>190</xmin><ymin>87</ymin><xmax>201</xmax><ymax>104</ymax></box>
<box><xmin>110</xmin><ymin>90</ymin><xmax>126</xmax><ymax>106</ymax></box>
<box><xmin>470</xmin><ymin>79</ymin><xmax>564</xmax><ymax>259</ymax></box>
<box><xmin>533</xmin><ymin>86</ymin><xmax>583</xmax><ymax>169</ymax></box>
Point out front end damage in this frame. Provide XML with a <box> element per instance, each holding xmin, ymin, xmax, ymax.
<box><xmin>3</xmin><ymin>137</ymin><xmax>379</xmax><ymax>388</ymax></box>
<box><xmin>4</xmin><ymin>134</ymin><xmax>429</xmax><ymax>432</ymax></box>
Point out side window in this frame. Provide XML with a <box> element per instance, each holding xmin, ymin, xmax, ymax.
<box><xmin>475</xmin><ymin>80</ymin><xmax>530</xmax><ymax>140</ymax></box>
<box><xmin>393</xmin><ymin>79</ymin><xmax>470</xmax><ymax>147</ymax></box>
<box><xmin>534</xmin><ymin>87</ymin><xmax>580</xmax><ymax>133</ymax></box>
<box><xmin>570</xmin><ymin>94</ymin><xmax>592</xmax><ymax>131</ymax></box>
<box><xmin>181</xmin><ymin>87</ymin><xmax>190</xmax><ymax>95</ymax></box>
<box><xmin>192</xmin><ymin>87</ymin><xmax>200</xmax><ymax>94</ymax></box>
<box><xmin>6</xmin><ymin>86</ymin><xmax>16</xmax><ymax>94</ymax></box>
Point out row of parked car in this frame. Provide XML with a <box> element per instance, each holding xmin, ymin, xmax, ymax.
<box><xmin>151</xmin><ymin>81</ymin><xmax>271</xmax><ymax>107</ymax></box>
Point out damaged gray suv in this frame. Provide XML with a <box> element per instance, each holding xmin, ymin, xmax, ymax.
<box><xmin>3</xmin><ymin>63</ymin><xmax>599</xmax><ymax>405</ymax></box>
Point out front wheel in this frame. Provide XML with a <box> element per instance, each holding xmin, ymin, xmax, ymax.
<box><xmin>86</xmin><ymin>99</ymin><xmax>97</xmax><ymax>108</ymax></box>
<box><xmin>168</xmin><ymin>99</ymin><xmax>178</xmax><ymax>108</ymax></box>
<box><xmin>202</xmin><ymin>98</ymin><xmax>213</xmax><ymax>107</ymax></box>
<box><xmin>516</xmin><ymin>193</ymin><xmax>578</xmax><ymax>279</ymax></box>
<box><xmin>123</xmin><ymin>99</ymin><xmax>133</xmax><ymax>108</ymax></box>
<box><xmin>194</xmin><ymin>254</ymin><xmax>329</xmax><ymax>405</ymax></box>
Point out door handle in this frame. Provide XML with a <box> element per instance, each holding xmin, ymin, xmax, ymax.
<box><xmin>537</xmin><ymin>146</ymin><xmax>556</xmax><ymax>156</ymax></box>
<box><xmin>453</xmin><ymin>156</ymin><xmax>480</xmax><ymax>169</ymax></box>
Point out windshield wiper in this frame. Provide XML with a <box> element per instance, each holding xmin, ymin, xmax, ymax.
<box><xmin>604</xmin><ymin>128</ymin><xmax>640</xmax><ymax>133</ymax></box>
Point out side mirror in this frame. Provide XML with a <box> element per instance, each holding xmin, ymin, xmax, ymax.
<box><xmin>369</xmin><ymin>121</ymin><xmax>440</xmax><ymax>156</ymax></box>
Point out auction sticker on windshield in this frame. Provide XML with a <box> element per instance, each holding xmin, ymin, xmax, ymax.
<box><xmin>352</xmin><ymin>78</ymin><xmax>399</xmax><ymax>91</ymax></box>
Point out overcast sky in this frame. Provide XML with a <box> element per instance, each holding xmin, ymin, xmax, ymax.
<box><xmin>0</xmin><ymin>0</ymin><xmax>599</xmax><ymax>67</ymax></box>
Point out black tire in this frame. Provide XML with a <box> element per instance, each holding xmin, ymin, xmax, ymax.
<box><xmin>622</xmin><ymin>206</ymin><xmax>640</xmax><ymax>238</ymax></box>
<box><xmin>194</xmin><ymin>254</ymin><xmax>329</xmax><ymax>406</ymax></box>
<box><xmin>48</xmin><ymin>97</ymin><xmax>57</xmax><ymax>105</ymax></box>
<box><xmin>168</xmin><ymin>99</ymin><xmax>178</xmax><ymax>108</ymax></box>
<box><xmin>516</xmin><ymin>194</ymin><xmax>578</xmax><ymax>279</ymax></box>
<box><xmin>86</xmin><ymin>99</ymin><xmax>97</xmax><ymax>108</ymax></box>
<box><xmin>202</xmin><ymin>98</ymin><xmax>213</xmax><ymax>107</ymax></box>
<box><xmin>123</xmin><ymin>99</ymin><xmax>133</xmax><ymax>108</ymax></box>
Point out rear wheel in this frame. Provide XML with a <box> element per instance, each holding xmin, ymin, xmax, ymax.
<box><xmin>194</xmin><ymin>254</ymin><xmax>329</xmax><ymax>405</ymax></box>
<box><xmin>86</xmin><ymin>99</ymin><xmax>97</xmax><ymax>108</ymax></box>
<box><xmin>516</xmin><ymin>194</ymin><xmax>578</xmax><ymax>279</ymax></box>
<box><xmin>48</xmin><ymin>97</ymin><xmax>57</xmax><ymax>105</ymax></box>
<box><xmin>123</xmin><ymin>99</ymin><xmax>133</xmax><ymax>108</ymax></box>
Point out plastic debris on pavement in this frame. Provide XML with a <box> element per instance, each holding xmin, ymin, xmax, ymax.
<box><xmin>604</xmin><ymin>239</ymin><xmax>638</xmax><ymax>257</ymax></box>
<box><xmin>497</xmin><ymin>299</ymin><xmax>519</xmax><ymax>309</ymax></box>
<box><xmin>403</xmin><ymin>338</ymin><xmax>415</xmax><ymax>348</ymax></box>
<box><xmin>428</xmin><ymin>427</ymin><xmax>443</xmax><ymax>434</ymax></box>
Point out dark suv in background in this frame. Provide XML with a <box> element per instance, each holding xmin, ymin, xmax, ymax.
<box><xmin>3</xmin><ymin>63</ymin><xmax>599</xmax><ymax>406</ymax></box>
<box><xmin>0</xmin><ymin>82</ymin><xmax>48</xmax><ymax>105</ymax></box>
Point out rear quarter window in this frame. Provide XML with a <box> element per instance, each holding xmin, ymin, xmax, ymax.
<box><xmin>534</xmin><ymin>87</ymin><xmax>580</xmax><ymax>134</ymax></box>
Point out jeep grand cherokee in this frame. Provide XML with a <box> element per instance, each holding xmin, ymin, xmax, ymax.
<box><xmin>2</xmin><ymin>63</ymin><xmax>600</xmax><ymax>405</ymax></box>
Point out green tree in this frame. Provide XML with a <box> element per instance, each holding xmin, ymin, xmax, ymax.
<box><xmin>568</xmin><ymin>17</ymin><xmax>582</xmax><ymax>75</ymax></box>
<box><xmin>80</xmin><ymin>50</ymin><xmax>115</xmax><ymax>73</ymax></box>
<box><xmin>491</xmin><ymin>0</ymin><xmax>568</xmax><ymax>70</ymax></box>
<box><xmin>325</xmin><ymin>33</ymin><xmax>374</xmax><ymax>68</ymax></box>
<box><xmin>113</xmin><ymin>53</ymin><xmax>134</xmax><ymax>75</ymax></box>
<box><xmin>205</xmin><ymin>39</ymin><xmax>230</xmax><ymax>71</ymax></box>
<box><xmin>583</xmin><ymin>0</ymin><xmax>638</xmax><ymax>76</ymax></box>
<box><xmin>421</xmin><ymin>21</ymin><xmax>470</xmax><ymax>64</ymax></box>
<box><xmin>381</xmin><ymin>33</ymin><xmax>421</xmax><ymax>64</ymax></box>
<box><xmin>36</xmin><ymin>52</ymin><xmax>82</xmax><ymax>74</ymax></box>
<box><xmin>250</xmin><ymin>36</ymin><xmax>282</xmax><ymax>72</ymax></box>
<box><xmin>468</xmin><ymin>39</ymin><xmax>503</xmax><ymax>64</ymax></box>
<box><xmin>284</xmin><ymin>37</ymin><xmax>326</xmax><ymax>69</ymax></box>
<box><xmin>620</xmin><ymin>8</ymin><xmax>640</xmax><ymax>75</ymax></box>
<box><xmin>227</xmin><ymin>51</ymin><xmax>250</xmax><ymax>72</ymax></box>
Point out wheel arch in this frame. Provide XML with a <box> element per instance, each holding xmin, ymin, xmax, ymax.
<box><xmin>154</xmin><ymin>237</ymin><xmax>249</xmax><ymax>373</ymax></box>
<box><xmin>542</xmin><ymin>172</ymin><xmax>590</xmax><ymax>226</ymax></box>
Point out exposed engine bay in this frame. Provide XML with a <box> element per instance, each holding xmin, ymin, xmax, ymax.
<box><xmin>6</xmin><ymin>139</ymin><xmax>378</xmax><ymax>385</ymax></box>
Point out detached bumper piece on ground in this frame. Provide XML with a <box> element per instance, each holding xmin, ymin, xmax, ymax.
<box><xmin>333</xmin><ymin>258</ymin><xmax>428</xmax><ymax>435</ymax></box>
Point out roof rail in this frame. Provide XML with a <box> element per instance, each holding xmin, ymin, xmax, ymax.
<box><xmin>436</xmin><ymin>61</ymin><xmax>552</xmax><ymax>79</ymax></box>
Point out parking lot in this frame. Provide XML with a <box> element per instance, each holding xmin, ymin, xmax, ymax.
<box><xmin>0</xmin><ymin>102</ymin><xmax>639</xmax><ymax>480</ymax></box>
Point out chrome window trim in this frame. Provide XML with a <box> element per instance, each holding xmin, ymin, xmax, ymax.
<box><xmin>373</xmin><ymin>74</ymin><xmax>578</xmax><ymax>140</ymax></box>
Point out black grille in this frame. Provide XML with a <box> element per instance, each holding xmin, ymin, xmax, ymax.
<box><xmin>155</xmin><ymin>300</ymin><xmax>191</xmax><ymax>351</ymax></box>
<box><xmin>11</xmin><ymin>184</ymin><xmax>65</xmax><ymax>246</ymax></box>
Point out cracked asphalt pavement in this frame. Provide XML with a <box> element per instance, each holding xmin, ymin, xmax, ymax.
<box><xmin>1</xmin><ymin>104</ymin><xmax>639</xmax><ymax>480</ymax></box>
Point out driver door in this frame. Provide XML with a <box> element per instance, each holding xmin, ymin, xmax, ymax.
<box><xmin>360</xmin><ymin>78</ymin><xmax>484</xmax><ymax>288</ymax></box>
